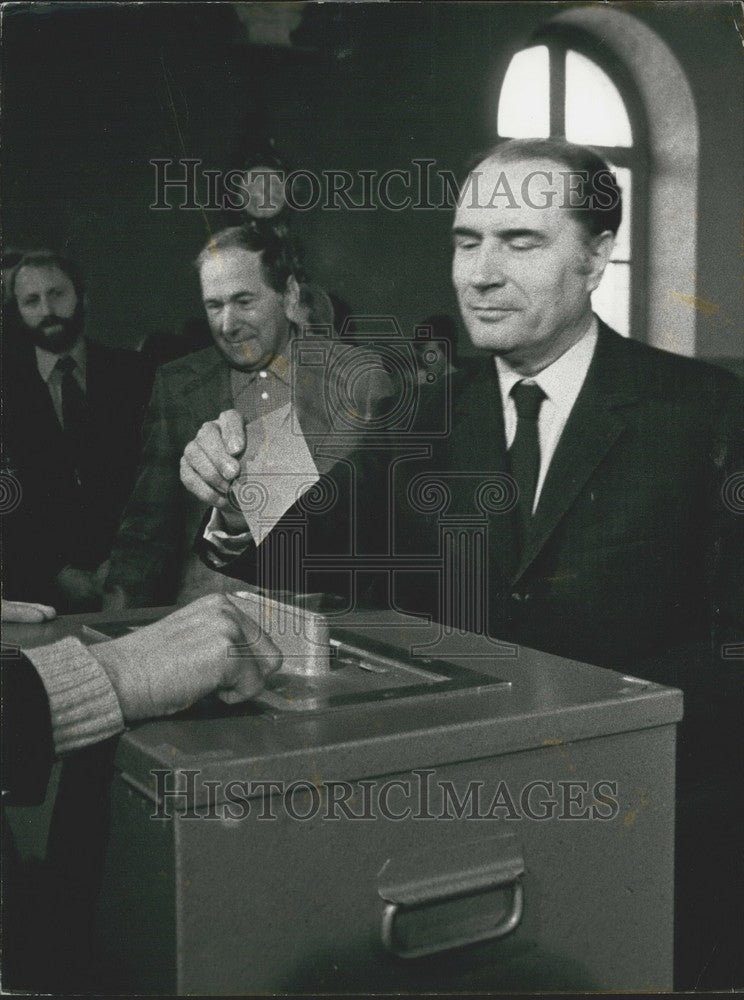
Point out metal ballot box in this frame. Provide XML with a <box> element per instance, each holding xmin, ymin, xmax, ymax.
<box><xmin>96</xmin><ymin>608</ymin><xmax>681</xmax><ymax>993</ymax></box>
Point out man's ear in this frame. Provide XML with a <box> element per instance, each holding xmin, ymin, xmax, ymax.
<box><xmin>282</xmin><ymin>275</ymin><xmax>302</xmax><ymax>324</ymax></box>
<box><xmin>584</xmin><ymin>230</ymin><xmax>615</xmax><ymax>293</ymax></box>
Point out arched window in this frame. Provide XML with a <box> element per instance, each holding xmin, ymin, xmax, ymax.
<box><xmin>496</xmin><ymin>34</ymin><xmax>648</xmax><ymax>339</ymax></box>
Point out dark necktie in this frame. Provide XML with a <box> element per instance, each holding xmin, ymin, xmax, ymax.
<box><xmin>508</xmin><ymin>380</ymin><xmax>546</xmax><ymax>543</ymax></box>
<box><xmin>56</xmin><ymin>356</ymin><xmax>90</xmax><ymax>490</ymax></box>
<box><xmin>56</xmin><ymin>355</ymin><xmax>88</xmax><ymax>435</ymax></box>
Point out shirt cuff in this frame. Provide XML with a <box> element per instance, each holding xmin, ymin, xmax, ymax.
<box><xmin>203</xmin><ymin>507</ymin><xmax>253</xmax><ymax>565</ymax></box>
<box><xmin>25</xmin><ymin>637</ymin><xmax>125</xmax><ymax>756</ymax></box>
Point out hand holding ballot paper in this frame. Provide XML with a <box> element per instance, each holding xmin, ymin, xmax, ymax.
<box><xmin>181</xmin><ymin>405</ymin><xmax>320</xmax><ymax>546</ymax></box>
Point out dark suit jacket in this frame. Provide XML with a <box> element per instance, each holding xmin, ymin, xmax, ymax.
<box><xmin>391</xmin><ymin>322</ymin><xmax>744</xmax><ymax>670</ymax></box>
<box><xmin>1</xmin><ymin>338</ymin><xmax>152</xmax><ymax>605</ymax></box>
<box><xmin>1</xmin><ymin>653</ymin><xmax>54</xmax><ymax>805</ymax></box>
<box><xmin>0</xmin><ymin>653</ymin><xmax>55</xmax><ymax>990</ymax></box>
<box><xmin>106</xmin><ymin>343</ymin><xmax>394</xmax><ymax>608</ymax></box>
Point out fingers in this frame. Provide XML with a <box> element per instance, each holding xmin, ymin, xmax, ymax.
<box><xmin>216</xmin><ymin>410</ymin><xmax>246</xmax><ymax>457</ymax></box>
<box><xmin>1</xmin><ymin>600</ymin><xmax>57</xmax><ymax>623</ymax></box>
<box><xmin>180</xmin><ymin>411</ymin><xmax>246</xmax><ymax>507</ymax></box>
<box><xmin>180</xmin><ymin>447</ymin><xmax>231</xmax><ymax>507</ymax></box>
<box><xmin>195</xmin><ymin>418</ymin><xmax>241</xmax><ymax>478</ymax></box>
<box><xmin>218</xmin><ymin>680</ymin><xmax>264</xmax><ymax>705</ymax></box>
<box><xmin>217</xmin><ymin>597</ymin><xmax>283</xmax><ymax>704</ymax></box>
<box><xmin>228</xmin><ymin>598</ymin><xmax>283</xmax><ymax>675</ymax></box>
<box><xmin>95</xmin><ymin>559</ymin><xmax>111</xmax><ymax>586</ymax></box>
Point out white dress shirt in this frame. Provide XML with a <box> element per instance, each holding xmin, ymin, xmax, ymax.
<box><xmin>495</xmin><ymin>318</ymin><xmax>598</xmax><ymax>513</ymax></box>
<box><xmin>35</xmin><ymin>338</ymin><xmax>87</xmax><ymax>428</ymax></box>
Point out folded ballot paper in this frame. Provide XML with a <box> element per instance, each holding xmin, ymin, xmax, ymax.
<box><xmin>231</xmin><ymin>402</ymin><xmax>320</xmax><ymax>546</ymax></box>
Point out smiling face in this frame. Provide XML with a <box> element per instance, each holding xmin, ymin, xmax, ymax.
<box><xmin>14</xmin><ymin>264</ymin><xmax>84</xmax><ymax>353</ymax></box>
<box><xmin>199</xmin><ymin>248</ymin><xmax>295</xmax><ymax>371</ymax></box>
<box><xmin>452</xmin><ymin>156</ymin><xmax>613</xmax><ymax>374</ymax></box>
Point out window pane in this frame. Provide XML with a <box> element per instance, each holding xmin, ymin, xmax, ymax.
<box><xmin>607</xmin><ymin>165</ymin><xmax>631</xmax><ymax>261</ymax></box>
<box><xmin>592</xmin><ymin>262</ymin><xmax>630</xmax><ymax>336</ymax></box>
<box><xmin>497</xmin><ymin>45</ymin><xmax>550</xmax><ymax>138</ymax></box>
<box><xmin>565</xmin><ymin>50</ymin><xmax>632</xmax><ymax>147</ymax></box>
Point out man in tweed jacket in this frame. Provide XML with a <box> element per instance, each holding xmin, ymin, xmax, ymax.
<box><xmin>104</xmin><ymin>223</ymin><xmax>392</xmax><ymax>609</ymax></box>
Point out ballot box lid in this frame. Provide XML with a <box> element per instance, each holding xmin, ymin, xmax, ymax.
<box><xmin>104</xmin><ymin>609</ymin><xmax>682</xmax><ymax>805</ymax></box>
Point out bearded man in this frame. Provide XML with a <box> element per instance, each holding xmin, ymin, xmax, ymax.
<box><xmin>2</xmin><ymin>251</ymin><xmax>151</xmax><ymax>609</ymax></box>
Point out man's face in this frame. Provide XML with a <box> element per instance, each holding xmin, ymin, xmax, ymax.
<box><xmin>452</xmin><ymin>156</ymin><xmax>610</xmax><ymax>373</ymax></box>
<box><xmin>14</xmin><ymin>264</ymin><xmax>84</xmax><ymax>353</ymax></box>
<box><xmin>200</xmin><ymin>248</ymin><xmax>294</xmax><ymax>371</ymax></box>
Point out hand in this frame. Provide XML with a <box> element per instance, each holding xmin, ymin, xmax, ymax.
<box><xmin>95</xmin><ymin>558</ymin><xmax>111</xmax><ymax>588</ymax></box>
<box><xmin>1</xmin><ymin>600</ymin><xmax>57</xmax><ymax>623</ymax></box>
<box><xmin>91</xmin><ymin>593</ymin><xmax>282</xmax><ymax>721</ymax></box>
<box><xmin>180</xmin><ymin>410</ymin><xmax>246</xmax><ymax>509</ymax></box>
<box><xmin>56</xmin><ymin>565</ymin><xmax>103</xmax><ymax>612</ymax></box>
<box><xmin>101</xmin><ymin>584</ymin><xmax>131</xmax><ymax>614</ymax></box>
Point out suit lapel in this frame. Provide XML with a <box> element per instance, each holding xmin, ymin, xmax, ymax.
<box><xmin>447</xmin><ymin>362</ymin><xmax>518</xmax><ymax>581</ymax></box>
<box><xmin>84</xmin><ymin>339</ymin><xmax>111</xmax><ymax>414</ymax></box>
<box><xmin>449</xmin><ymin>361</ymin><xmax>508</xmax><ymax>474</ymax></box>
<box><xmin>513</xmin><ymin>324</ymin><xmax>641</xmax><ymax>581</ymax></box>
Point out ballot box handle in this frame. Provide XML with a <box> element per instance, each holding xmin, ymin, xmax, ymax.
<box><xmin>377</xmin><ymin>834</ymin><xmax>524</xmax><ymax>959</ymax></box>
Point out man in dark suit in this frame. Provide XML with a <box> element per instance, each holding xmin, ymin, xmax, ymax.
<box><xmin>105</xmin><ymin>222</ymin><xmax>392</xmax><ymax>609</ymax></box>
<box><xmin>2</xmin><ymin>251</ymin><xmax>152</xmax><ymax>611</ymax></box>
<box><xmin>391</xmin><ymin>138</ymin><xmax>743</xmax><ymax>670</ymax></box>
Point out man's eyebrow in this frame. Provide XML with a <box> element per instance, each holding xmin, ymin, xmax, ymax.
<box><xmin>451</xmin><ymin>226</ymin><xmax>546</xmax><ymax>240</ymax></box>
<box><xmin>203</xmin><ymin>291</ymin><xmax>254</xmax><ymax>304</ymax></box>
<box><xmin>498</xmin><ymin>228</ymin><xmax>546</xmax><ymax>239</ymax></box>
<box><xmin>21</xmin><ymin>285</ymin><xmax>65</xmax><ymax>296</ymax></box>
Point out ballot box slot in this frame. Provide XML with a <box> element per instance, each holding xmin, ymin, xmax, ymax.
<box><xmin>330</xmin><ymin>637</ymin><xmax>450</xmax><ymax>680</ymax></box>
<box><xmin>254</xmin><ymin>635</ymin><xmax>507</xmax><ymax>713</ymax></box>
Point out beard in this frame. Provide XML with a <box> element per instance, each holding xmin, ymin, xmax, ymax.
<box><xmin>20</xmin><ymin>304</ymin><xmax>85</xmax><ymax>354</ymax></box>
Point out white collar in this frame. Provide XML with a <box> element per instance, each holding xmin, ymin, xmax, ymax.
<box><xmin>494</xmin><ymin>316</ymin><xmax>598</xmax><ymax>407</ymax></box>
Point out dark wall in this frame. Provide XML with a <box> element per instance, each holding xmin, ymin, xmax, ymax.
<box><xmin>2</xmin><ymin>2</ymin><xmax>741</xmax><ymax>358</ymax></box>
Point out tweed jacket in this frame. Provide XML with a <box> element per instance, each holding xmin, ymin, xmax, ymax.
<box><xmin>105</xmin><ymin>342</ymin><xmax>394</xmax><ymax>607</ymax></box>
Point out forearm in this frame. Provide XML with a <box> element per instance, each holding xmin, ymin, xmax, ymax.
<box><xmin>24</xmin><ymin>638</ymin><xmax>125</xmax><ymax>756</ymax></box>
